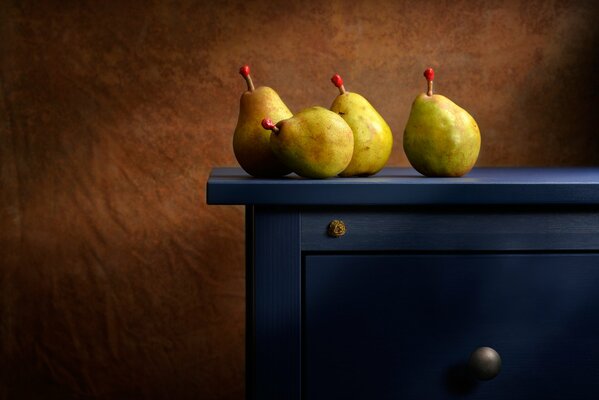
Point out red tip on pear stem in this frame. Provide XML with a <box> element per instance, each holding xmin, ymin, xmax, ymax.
<box><xmin>424</xmin><ymin>68</ymin><xmax>434</xmax><ymax>81</ymax></box>
<box><xmin>331</xmin><ymin>74</ymin><xmax>346</xmax><ymax>94</ymax></box>
<box><xmin>424</xmin><ymin>68</ymin><xmax>434</xmax><ymax>96</ymax></box>
<box><xmin>239</xmin><ymin>64</ymin><xmax>255</xmax><ymax>91</ymax></box>
<box><xmin>239</xmin><ymin>65</ymin><xmax>250</xmax><ymax>77</ymax></box>
<box><xmin>261</xmin><ymin>118</ymin><xmax>279</xmax><ymax>133</ymax></box>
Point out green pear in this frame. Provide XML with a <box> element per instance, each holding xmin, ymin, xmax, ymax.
<box><xmin>262</xmin><ymin>107</ymin><xmax>354</xmax><ymax>179</ymax></box>
<box><xmin>233</xmin><ymin>65</ymin><xmax>293</xmax><ymax>177</ymax></box>
<box><xmin>403</xmin><ymin>68</ymin><xmax>481</xmax><ymax>177</ymax></box>
<box><xmin>330</xmin><ymin>74</ymin><xmax>393</xmax><ymax>177</ymax></box>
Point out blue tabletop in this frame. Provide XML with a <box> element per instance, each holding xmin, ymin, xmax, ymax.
<box><xmin>206</xmin><ymin>167</ymin><xmax>599</xmax><ymax>205</ymax></box>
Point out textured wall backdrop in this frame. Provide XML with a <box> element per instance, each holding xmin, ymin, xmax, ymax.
<box><xmin>1</xmin><ymin>0</ymin><xmax>598</xmax><ymax>399</ymax></box>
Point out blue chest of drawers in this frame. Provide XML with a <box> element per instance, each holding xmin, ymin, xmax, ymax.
<box><xmin>207</xmin><ymin>167</ymin><xmax>599</xmax><ymax>400</ymax></box>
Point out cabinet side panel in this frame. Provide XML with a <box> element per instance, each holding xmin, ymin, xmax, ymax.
<box><xmin>245</xmin><ymin>206</ymin><xmax>255</xmax><ymax>400</ymax></box>
<box><xmin>252</xmin><ymin>206</ymin><xmax>301</xmax><ymax>399</ymax></box>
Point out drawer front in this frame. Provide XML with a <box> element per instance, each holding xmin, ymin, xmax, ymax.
<box><xmin>303</xmin><ymin>254</ymin><xmax>599</xmax><ymax>400</ymax></box>
<box><xmin>301</xmin><ymin>208</ymin><xmax>599</xmax><ymax>251</ymax></box>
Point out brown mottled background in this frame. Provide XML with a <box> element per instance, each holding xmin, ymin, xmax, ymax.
<box><xmin>1</xmin><ymin>0</ymin><xmax>598</xmax><ymax>399</ymax></box>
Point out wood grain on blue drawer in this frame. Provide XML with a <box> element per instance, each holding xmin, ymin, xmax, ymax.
<box><xmin>304</xmin><ymin>254</ymin><xmax>599</xmax><ymax>400</ymax></box>
<box><xmin>301</xmin><ymin>207</ymin><xmax>599</xmax><ymax>251</ymax></box>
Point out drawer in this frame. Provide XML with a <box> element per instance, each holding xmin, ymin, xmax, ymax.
<box><xmin>303</xmin><ymin>253</ymin><xmax>599</xmax><ymax>399</ymax></box>
<box><xmin>301</xmin><ymin>207</ymin><xmax>599</xmax><ymax>251</ymax></box>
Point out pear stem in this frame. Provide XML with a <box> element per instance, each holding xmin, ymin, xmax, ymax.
<box><xmin>244</xmin><ymin>75</ymin><xmax>255</xmax><ymax>92</ymax></box>
<box><xmin>331</xmin><ymin>74</ymin><xmax>347</xmax><ymax>95</ymax></box>
<box><xmin>261</xmin><ymin>118</ymin><xmax>279</xmax><ymax>133</ymax></box>
<box><xmin>239</xmin><ymin>65</ymin><xmax>255</xmax><ymax>91</ymax></box>
<box><xmin>424</xmin><ymin>67</ymin><xmax>434</xmax><ymax>96</ymax></box>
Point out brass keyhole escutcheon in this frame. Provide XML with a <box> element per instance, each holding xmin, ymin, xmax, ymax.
<box><xmin>327</xmin><ymin>220</ymin><xmax>346</xmax><ymax>238</ymax></box>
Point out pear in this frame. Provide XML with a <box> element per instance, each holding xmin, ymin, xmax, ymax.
<box><xmin>262</xmin><ymin>107</ymin><xmax>354</xmax><ymax>179</ymax></box>
<box><xmin>233</xmin><ymin>65</ymin><xmax>293</xmax><ymax>177</ymax></box>
<box><xmin>330</xmin><ymin>74</ymin><xmax>393</xmax><ymax>177</ymax></box>
<box><xmin>403</xmin><ymin>68</ymin><xmax>481</xmax><ymax>177</ymax></box>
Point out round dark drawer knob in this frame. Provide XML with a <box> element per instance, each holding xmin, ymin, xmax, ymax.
<box><xmin>468</xmin><ymin>346</ymin><xmax>501</xmax><ymax>380</ymax></box>
<box><xmin>327</xmin><ymin>220</ymin><xmax>346</xmax><ymax>238</ymax></box>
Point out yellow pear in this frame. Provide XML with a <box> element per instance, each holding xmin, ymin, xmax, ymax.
<box><xmin>330</xmin><ymin>74</ymin><xmax>393</xmax><ymax>177</ymax></box>
<box><xmin>403</xmin><ymin>68</ymin><xmax>481</xmax><ymax>177</ymax></box>
<box><xmin>233</xmin><ymin>65</ymin><xmax>292</xmax><ymax>177</ymax></box>
<box><xmin>262</xmin><ymin>107</ymin><xmax>354</xmax><ymax>179</ymax></box>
